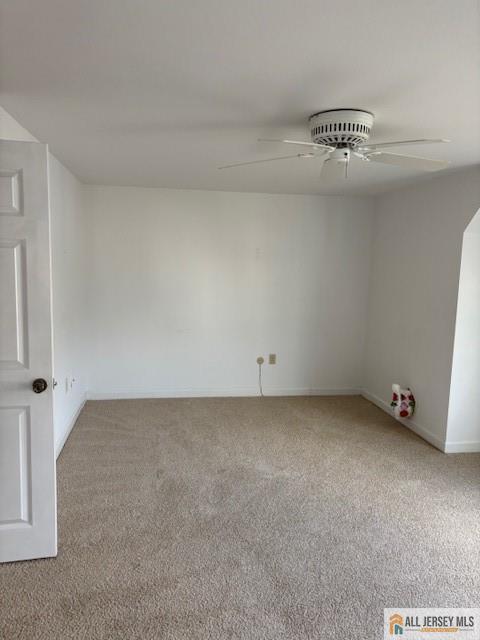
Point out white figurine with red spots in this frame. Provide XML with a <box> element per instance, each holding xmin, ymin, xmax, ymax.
<box><xmin>391</xmin><ymin>384</ymin><xmax>416</xmax><ymax>419</ymax></box>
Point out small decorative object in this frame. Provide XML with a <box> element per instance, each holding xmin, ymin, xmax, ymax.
<box><xmin>391</xmin><ymin>384</ymin><xmax>415</xmax><ymax>419</ymax></box>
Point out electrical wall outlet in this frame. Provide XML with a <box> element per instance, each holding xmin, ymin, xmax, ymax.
<box><xmin>268</xmin><ymin>354</ymin><xmax>276</xmax><ymax>365</ymax></box>
<box><xmin>256</xmin><ymin>356</ymin><xmax>264</xmax><ymax>365</ymax></box>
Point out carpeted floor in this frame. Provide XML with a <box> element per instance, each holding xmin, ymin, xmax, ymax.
<box><xmin>1</xmin><ymin>396</ymin><xmax>479</xmax><ymax>639</ymax></box>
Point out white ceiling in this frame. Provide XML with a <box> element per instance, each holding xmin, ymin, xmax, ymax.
<box><xmin>1</xmin><ymin>0</ymin><xmax>479</xmax><ymax>195</ymax></box>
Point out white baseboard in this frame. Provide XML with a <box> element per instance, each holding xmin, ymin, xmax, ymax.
<box><xmin>443</xmin><ymin>440</ymin><xmax>480</xmax><ymax>453</ymax></box>
<box><xmin>361</xmin><ymin>389</ymin><xmax>446</xmax><ymax>453</ymax></box>
<box><xmin>55</xmin><ymin>394</ymin><xmax>86</xmax><ymax>459</ymax></box>
<box><xmin>87</xmin><ymin>387</ymin><xmax>361</xmax><ymax>401</ymax></box>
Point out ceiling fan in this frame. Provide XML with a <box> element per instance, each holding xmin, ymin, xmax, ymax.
<box><xmin>219</xmin><ymin>109</ymin><xmax>450</xmax><ymax>178</ymax></box>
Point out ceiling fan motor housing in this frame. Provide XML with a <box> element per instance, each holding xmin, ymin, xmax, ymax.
<box><xmin>309</xmin><ymin>109</ymin><xmax>374</xmax><ymax>148</ymax></box>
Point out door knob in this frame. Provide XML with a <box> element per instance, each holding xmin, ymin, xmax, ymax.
<box><xmin>32</xmin><ymin>378</ymin><xmax>48</xmax><ymax>394</ymax></box>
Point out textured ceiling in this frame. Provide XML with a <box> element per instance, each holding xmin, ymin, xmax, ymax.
<box><xmin>1</xmin><ymin>0</ymin><xmax>479</xmax><ymax>194</ymax></box>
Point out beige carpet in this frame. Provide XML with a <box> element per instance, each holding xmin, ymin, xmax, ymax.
<box><xmin>1</xmin><ymin>396</ymin><xmax>479</xmax><ymax>639</ymax></box>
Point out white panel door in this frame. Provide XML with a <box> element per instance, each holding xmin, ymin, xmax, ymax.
<box><xmin>0</xmin><ymin>140</ymin><xmax>56</xmax><ymax>562</ymax></box>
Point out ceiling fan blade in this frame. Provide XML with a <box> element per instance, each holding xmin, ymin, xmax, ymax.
<box><xmin>359</xmin><ymin>138</ymin><xmax>450</xmax><ymax>152</ymax></box>
<box><xmin>258</xmin><ymin>138</ymin><xmax>335</xmax><ymax>152</ymax></box>
<box><xmin>218</xmin><ymin>153</ymin><xmax>314</xmax><ymax>170</ymax></box>
<box><xmin>366</xmin><ymin>151</ymin><xmax>449</xmax><ymax>172</ymax></box>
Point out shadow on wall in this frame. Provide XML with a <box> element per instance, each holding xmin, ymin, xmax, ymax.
<box><xmin>446</xmin><ymin>208</ymin><xmax>480</xmax><ymax>453</ymax></box>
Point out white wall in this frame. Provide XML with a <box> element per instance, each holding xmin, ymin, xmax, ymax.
<box><xmin>363</xmin><ymin>168</ymin><xmax>480</xmax><ymax>451</ymax></box>
<box><xmin>85</xmin><ymin>186</ymin><xmax>373</xmax><ymax>398</ymax></box>
<box><xmin>446</xmin><ymin>210</ymin><xmax>480</xmax><ymax>452</ymax></box>
<box><xmin>1</xmin><ymin>106</ymin><xmax>89</xmax><ymax>455</ymax></box>
<box><xmin>0</xmin><ymin>106</ymin><xmax>38</xmax><ymax>142</ymax></box>
<box><xmin>48</xmin><ymin>156</ymin><xmax>89</xmax><ymax>455</ymax></box>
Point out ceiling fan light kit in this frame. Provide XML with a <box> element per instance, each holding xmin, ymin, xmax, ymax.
<box><xmin>219</xmin><ymin>108</ymin><xmax>450</xmax><ymax>177</ymax></box>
